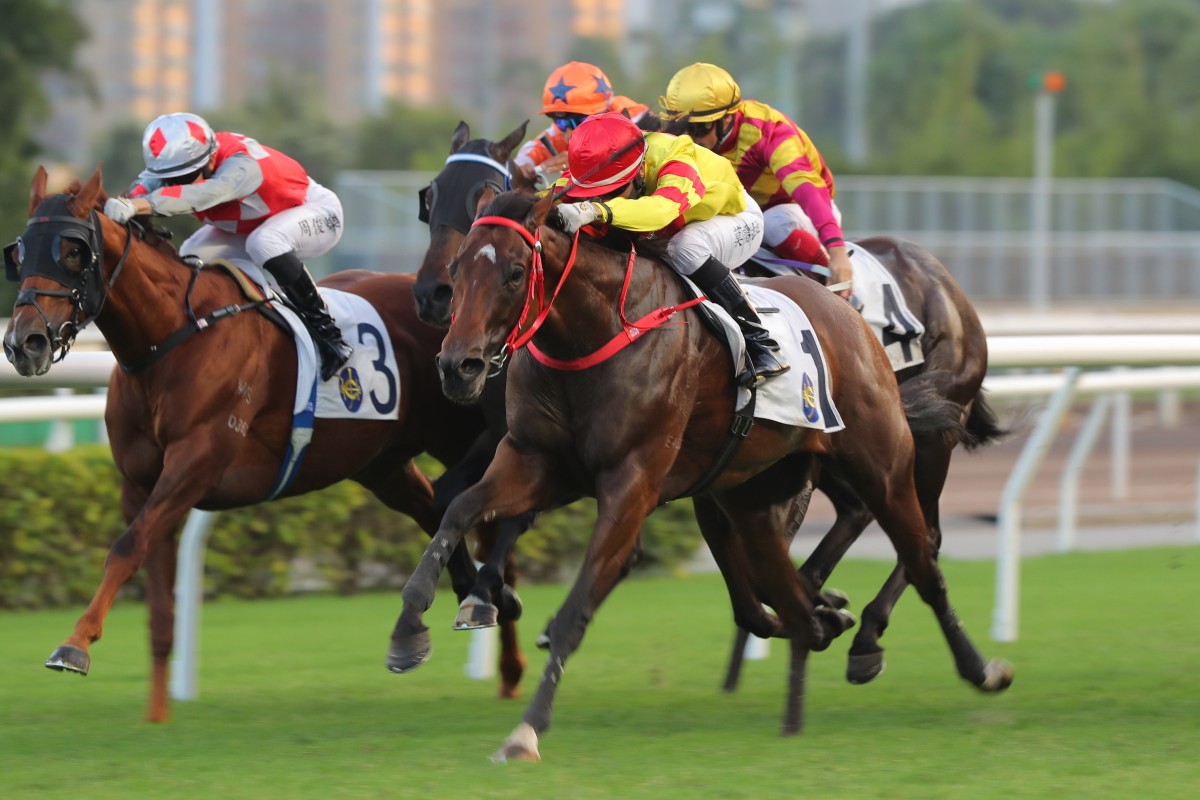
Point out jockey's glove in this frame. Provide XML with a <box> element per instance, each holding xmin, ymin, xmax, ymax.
<box><xmin>104</xmin><ymin>197</ymin><xmax>138</xmax><ymax>224</ymax></box>
<box><xmin>555</xmin><ymin>201</ymin><xmax>611</xmax><ymax>234</ymax></box>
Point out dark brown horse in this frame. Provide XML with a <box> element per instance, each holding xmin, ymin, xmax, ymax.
<box><xmin>409</xmin><ymin>125</ymin><xmax>1005</xmax><ymax>689</ymax></box>
<box><xmin>722</xmin><ymin>239</ymin><xmax>1005</xmax><ymax>688</ymax></box>
<box><xmin>386</xmin><ymin>191</ymin><xmax>1012</xmax><ymax>761</ymax></box>
<box><xmin>1</xmin><ymin>166</ymin><xmax>529</xmax><ymax>720</ymax></box>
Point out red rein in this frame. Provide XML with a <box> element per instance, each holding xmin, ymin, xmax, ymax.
<box><xmin>470</xmin><ymin>215</ymin><xmax>704</xmax><ymax>370</ymax></box>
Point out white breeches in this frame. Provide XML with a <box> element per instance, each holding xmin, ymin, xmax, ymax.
<box><xmin>761</xmin><ymin>200</ymin><xmax>842</xmax><ymax>248</ymax></box>
<box><xmin>180</xmin><ymin>180</ymin><xmax>344</xmax><ymax>266</ymax></box>
<box><xmin>665</xmin><ymin>190</ymin><xmax>764</xmax><ymax>276</ymax></box>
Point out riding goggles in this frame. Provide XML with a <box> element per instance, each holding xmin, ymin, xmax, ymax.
<box><xmin>551</xmin><ymin>115</ymin><xmax>584</xmax><ymax>132</ymax></box>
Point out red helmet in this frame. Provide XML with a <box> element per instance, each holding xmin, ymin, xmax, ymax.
<box><xmin>563</xmin><ymin>112</ymin><xmax>647</xmax><ymax>199</ymax></box>
<box><xmin>540</xmin><ymin>61</ymin><xmax>613</xmax><ymax>116</ymax></box>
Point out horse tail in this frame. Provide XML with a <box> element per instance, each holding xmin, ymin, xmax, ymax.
<box><xmin>899</xmin><ymin>371</ymin><xmax>967</xmax><ymax>445</ymax></box>
<box><xmin>960</xmin><ymin>390</ymin><xmax>1008</xmax><ymax>452</ymax></box>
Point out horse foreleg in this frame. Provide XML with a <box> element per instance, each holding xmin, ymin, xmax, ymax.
<box><xmin>495</xmin><ymin>465</ymin><xmax>662</xmax><ymax>763</ymax></box>
<box><xmin>47</xmin><ymin>446</ymin><xmax>217</xmax><ymax>677</ymax></box>
<box><xmin>388</xmin><ymin>440</ymin><xmax>566</xmax><ymax>675</ymax></box>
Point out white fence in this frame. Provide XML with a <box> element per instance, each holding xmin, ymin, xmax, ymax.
<box><xmin>3</xmin><ymin>335</ymin><xmax>1200</xmax><ymax>696</ymax></box>
<box><xmin>332</xmin><ymin>172</ymin><xmax>1200</xmax><ymax>303</ymax></box>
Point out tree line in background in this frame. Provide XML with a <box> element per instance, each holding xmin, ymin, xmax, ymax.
<box><xmin>2</xmin><ymin>0</ymin><xmax>1199</xmax><ymax>303</ymax></box>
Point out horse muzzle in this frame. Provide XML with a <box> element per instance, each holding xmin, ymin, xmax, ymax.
<box><xmin>3</xmin><ymin>326</ymin><xmax>53</xmax><ymax>377</ymax></box>
<box><xmin>436</xmin><ymin>351</ymin><xmax>487</xmax><ymax>405</ymax></box>
<box><xmin>414</xmin><ymin>281</ymin><xmax>453</xmax><ymax>329</ymax></box>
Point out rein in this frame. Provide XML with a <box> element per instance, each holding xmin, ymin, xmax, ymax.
<box><xmin>119</xmin><ymin>253</ymin><xmax>272</xmax><ymax>373</ymax></box>
<box><xmin>470</xmin><ymin>215</ymin><xmax>705</xmax><ymax>372</ymax></box>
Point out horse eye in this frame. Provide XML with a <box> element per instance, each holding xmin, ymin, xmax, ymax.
<box><xmin>447</xmin><ymin>259</ymin><xmax>459</xmax><ymax>281</ymax></box>
<box><xmin>506</xmin><ymin>266</ymin><xmax>524</xmax><ymax>285</ymax></box>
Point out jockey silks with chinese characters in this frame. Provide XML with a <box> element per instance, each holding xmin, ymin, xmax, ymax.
<box><xmin>552</xmin><ymin>112</ymin><xmax>788</xmax><ymax>385</ymax></box>
<box><xmin>660</xmin><ymin>62</ymin><xmax>853</xmax><ymax>299</ymax></box>
<box><xmin>103</xmin><ymin>112</ymin><xmax>352</xmax><ymax>380</ymax></box>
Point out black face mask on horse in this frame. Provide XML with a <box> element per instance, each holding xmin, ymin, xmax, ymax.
<box><xmin>418</xmin><ymin>153</ymin><xmax>510</xmax><ymax>235</ymax></box>
<box><xmin>4</xmin><ymin>194</ymin><xmax>132</xmax><ymax>361</ymax></box>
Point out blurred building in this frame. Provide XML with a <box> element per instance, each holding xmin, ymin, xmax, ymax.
<box><xmin>41</xmin><ymin>0</ymin><xmax>626</xmax><ymax>164</ymax></box>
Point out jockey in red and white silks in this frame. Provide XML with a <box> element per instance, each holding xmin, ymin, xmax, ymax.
<box><xmin>105</xmin><ymin>112</ymin><xmax>351</xmax><ymax>380</ymax></box>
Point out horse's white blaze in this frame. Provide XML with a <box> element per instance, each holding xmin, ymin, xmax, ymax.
<box><xmin>477</xmin><ymin>244</ymin><xmax>497</xmax><ymax>264</ymax></box>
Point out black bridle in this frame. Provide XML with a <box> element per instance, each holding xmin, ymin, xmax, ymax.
<box><xmin>4</xmin><ymin>195</ymin><xmax>134</xmax><ymax>362</ymax></box>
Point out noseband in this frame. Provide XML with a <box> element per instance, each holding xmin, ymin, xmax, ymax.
<box><xmin>5</xmin><ymin>196</ymin><xmax>134</xmax><ymax>361</ymax></box>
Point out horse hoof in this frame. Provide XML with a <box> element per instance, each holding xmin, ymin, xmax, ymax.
<box><xmin>454</xmin><ymin>595</ymin><xmax>499</xmax><ymax>630</ymax></box>
<box><xmin>491</xmin><ymin>723</ymin><xmax>540</xmax><ymax>763</ymax></box>
<box><xmin>497</xmin><ymin>585</ymin><xmax>523</xmax><ymax>623</ymax></box>
<box><xmin>979</xmin><ymin>658</ymin><xmax>1014</xmax><ymax>692</ymax></box>
<box><xmin>818</xmin><ymin>588</ymin><xmax>851</xmax><ymax>610</ymax></box>
<box><xmin>45</xmin><ymin>645</ymin><xmax>90</xmax><ymax>675</ymax></box>
<box><xmin>812</xmin><ymin>607</ymin><xmax>857</xmax><ymax>652</ymax></box>
<box><xmin>846</xmin><ymin>650</ymin><xmax>885</xmax><ymax>684</ymax></box>
<box><xmin>386</xmin><ymin>629</ymin><xmax>432</xmax><ymax>673</ymax></box>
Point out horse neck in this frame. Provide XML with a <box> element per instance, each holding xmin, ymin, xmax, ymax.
<box><xmin>94</xmin><ymin>231</ymin><xmax>199</xmax><ymax>367</ymax></box>
<box><xmin>533</xmin><ymin>233</ymin><xmax>673</xmax><ymax>357</ymax></box>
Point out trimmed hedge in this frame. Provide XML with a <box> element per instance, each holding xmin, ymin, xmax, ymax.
<box><xmin>0</xmin><ymin>446</ymin><xmax>703</xmax><ymax>610</ymax></box>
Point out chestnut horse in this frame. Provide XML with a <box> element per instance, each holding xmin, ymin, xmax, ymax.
<box><xmin>409</xmin><ymin>125</ymin><xmax>1005</xmax><ymax>689</ymax></box>
<box><xmin>386</xmin><ymin>191</ymin><xmax>1013</xmax><ymax>761</ymax></box>
<box><xmin>1</xmin><ymin>166</ymin><xmax>528</xmax><ymax>720</ymax></box>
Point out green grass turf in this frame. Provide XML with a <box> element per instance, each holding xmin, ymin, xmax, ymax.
<box><xmin>1</xmin><ymin>548</ymin><xmax>1197</xmax><ymax>799</ymax></box>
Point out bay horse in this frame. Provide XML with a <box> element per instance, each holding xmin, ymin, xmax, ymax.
<box><xmin>386</xmin><ymin>191</ymin><xmax>1013</xmax><ymax>761</ymax></box>
<box><xmin>409</xmin><ymin>125</ymin><xmax>1005</xmax><ymax>689</ymax></box>
<box><xmin>1</xmin><ymin>165</ymin><xmax>528</xmax><ymax>720</ymax></box>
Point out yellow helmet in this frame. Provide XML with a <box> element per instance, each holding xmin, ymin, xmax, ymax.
<box><xmin>659</xmin><ymin>62</ymin><xmax>742</xmax><ymax>123</ymax></box>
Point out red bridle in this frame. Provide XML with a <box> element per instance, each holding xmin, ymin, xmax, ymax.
<box><xmin>468</xmin><ymin>215</ymin><xmax>704</xmax><ymax>371</ymax></box>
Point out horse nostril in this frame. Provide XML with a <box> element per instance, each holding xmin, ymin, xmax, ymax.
<box><xmin>458</xmin><ymin>358</ymin><xmax>485</xmax><ymax>380</ymax></box>
<box><xmin>432</xmin><ymin>284</ymin><xmax>452</xmax><ymax>304</ymax></box>
<box><xmin>22</xmin><ymin>333</ymin><xmax>50</xmax><ymax>359</ymax></box>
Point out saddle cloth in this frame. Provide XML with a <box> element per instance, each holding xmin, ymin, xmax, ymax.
<box><xmin>228</xmin><ymin>260</ymin><xmax>401</xmax><ymax>422</ymax></box>
<box><xmin>682</xmin><ymin>276</ymin><xmax>845</xmax><ymax>433</ymax></box>
<box><xmin>847</xmin><ymin>244</ymin><xmax>926</xmax><ymax>371</ymax></box>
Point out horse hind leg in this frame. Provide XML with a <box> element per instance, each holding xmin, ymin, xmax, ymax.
<box><xmin>847</xmin><ymin>446</ymin><xmax>1012</xmax><ymax>693</ymax></box>
<box><xmin>143</xmin><ymin>533</ymin><xmax>180</xmax><ymax>723</ymax></box>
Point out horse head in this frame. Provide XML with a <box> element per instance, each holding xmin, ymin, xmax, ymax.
<box><xmin>435</xmin><ymin>190</ymin><xmax>556</xmax><ymax>405</ymax></box>
<box><xmin>3</xmin><ymin>165</ymin><xmax>121</xmax><ymax>376</ymax></box>
<box><xmin>413</xmin><ymin>120</ymin><xmax>528</xmax><ymax>328</ymax></box>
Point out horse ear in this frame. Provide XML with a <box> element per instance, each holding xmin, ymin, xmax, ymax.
<box><xmin>492</xmin><ymin>120</ymin><xmax>529</xmax><ymax>161</ymax></box>
<box><xmin>450</xmin><ymin>121</ymin><xmax>470</xmax><ymax>154</ymax></box>
<box><xmin>507</xmin><ymin>159</ymin><xmax>537</xmax><ymax>193</ymax></box>
<box><xmin>473</xmin><ymin>186</ymin><xmax>496</xmax><ymax>221</ymax></box>
<box><xmin>29</xmin><ymin>165</ymin><xmax>49</xmax><ymax>216</ymax></box>
<box><xmin>530</xmin><ymin>192</ymin><xmax>556</xmax><ymax>229</ymax></box>
<box><xmin>71</xmin><ymin>165</ymin><xmax>105</xmax><ymax>218</ymax></box>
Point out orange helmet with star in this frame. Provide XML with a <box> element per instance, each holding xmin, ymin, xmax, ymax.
<box><xmin>540</xmin><ymin>61</ymin><xmax>613</xmax><ymax>116</ymax></box>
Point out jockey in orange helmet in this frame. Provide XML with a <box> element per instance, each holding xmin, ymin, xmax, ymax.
<box><xmin>104</xmin><ymin>112</ymin><xmax>351</xmax><ymax>379</ymax></box>
<box><xmin>660</xmin><ymin>62</ymin><xmax>853</xmax><ymax>300</ymax></box>
<box><xmin>551</xmin><ymin>112</ymin><xmax>788</xmax><ymax>385</ymax></box>
<box><xmin>514</xmin><ymin>63</ymin><xmax>655</xmax><ymax>189</ymax></box>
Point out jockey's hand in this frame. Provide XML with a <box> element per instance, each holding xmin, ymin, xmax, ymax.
<box><xmin>104</xmin><ymin>197</ymin><xmax>139</xmax><ymax>224</ymax></box>
<box><xmin>827</xmin><ymin>245</ymin><xmax>854</xmax><ymax>301</ymax></box>
<box><xmin>555</xmin><ymin>202</ymin><xmax>602</xmax><ymax>234</ymax></box>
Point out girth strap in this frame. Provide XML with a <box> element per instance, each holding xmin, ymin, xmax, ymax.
<box><xmin>676</xmin><ymin>384</ymin><xmax>757</xmax><ymax>498</ymax></box>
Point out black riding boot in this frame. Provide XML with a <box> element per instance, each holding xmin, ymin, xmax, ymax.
<box><xmin>691</xmin><ymin>256</ymin><xmax>790</xmax><ymax>386</ymax></box>
<box><xmin>266</xmin><ymin>253</ymin><xmax>353</xmax><ymax>381</ymax></box>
